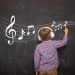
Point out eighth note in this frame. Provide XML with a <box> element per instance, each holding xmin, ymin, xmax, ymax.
<box><xmin>57</xmin><ymin>24</ymin><xmax>63</xmax><ymax>30</ymax></box>
<box><xmin>54</xmin><ymin>24</ymin><xmax>63</xmax><ymax>31</ymax></box>
<box><xmin>27</xmin><ymin>25</ymin><xmax>35</xmax><ymax>35</ymax></box>
<box><xmin>64</xmin><ymin>21</ymin><xmax>68</xmax><ymax>28</ymax></box>
<box><xmin>54</xmin><ymin>25</ymin><xmax>58</xmax><ymax>31</ymax></box>
<box><xmin>18</xmin><ymin>29</ymin><xmax>26</xmax><ymax>40</ymax></box>
<box><xmin>51</xmin><ymin>20</ymin><xmax>56</xmax><ymax>27</ymax></box>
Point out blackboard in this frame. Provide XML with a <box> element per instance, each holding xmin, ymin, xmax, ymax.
<box><xmin>0</xmin><ymin>0</ymin><xmax>75</xmax><ymax>75</ymax></box>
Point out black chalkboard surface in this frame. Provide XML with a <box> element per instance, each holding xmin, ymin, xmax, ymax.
<box><xmin>0</xmin><ymin>0</ymin><xmax>75</xmax><ymax>75</ymax></box>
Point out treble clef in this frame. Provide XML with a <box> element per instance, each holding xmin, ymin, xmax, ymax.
<box><xmin>5</xmin><ymin>15</ymin><xmax>16</xmax><ymax>45</ymax></box>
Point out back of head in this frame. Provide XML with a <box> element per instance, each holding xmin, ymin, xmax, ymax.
<box><xmin>39</xmin><ymin>27</ymin><xmax>51</xmax><ymax>41</ymax></box>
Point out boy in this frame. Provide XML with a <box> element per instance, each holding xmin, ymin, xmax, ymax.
<box><xmin>34</xmin><ymin>26</ymin><xmax>69</xmax><ymax>75</ymax></box>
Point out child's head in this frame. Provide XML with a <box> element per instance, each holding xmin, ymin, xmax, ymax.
<box><xmin>38</xmin><ymin>27</ymin><xmax>55</xmax><ymax>41</ymax></box>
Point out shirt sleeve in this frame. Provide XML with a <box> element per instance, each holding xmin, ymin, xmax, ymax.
<box><xmin>53</xmin><ymin>36</ymin><xmax>68</xmax><ymax>48</ymax></box>
<box><xmin>34</xmin><ymin>47</ymin><xmax>40</xmax><ymax>71</ymax></box>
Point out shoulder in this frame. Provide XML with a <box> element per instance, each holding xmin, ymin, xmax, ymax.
<box><xmin>34</xmin><ymin>44</ymin><xmax>41</xmax><ymax>53</ymax></box>
<box><xmin>49</xmin><ymin>40</ymin><xmax>59</xmax><ymax>45</ymax></box>
<box><xmin>48</xmin><ymin>39</ymin><xmax>57</xmax><ymax>43</ymax></box>
<box><xmin>36</xmin><ymin>44</ymin><xmax>41</xmax><ymax>49</ymax></box>
<box><xmin>35</xmin><ymin>43</ymin><xmax>43</xmax><ymax>51</ymax></box>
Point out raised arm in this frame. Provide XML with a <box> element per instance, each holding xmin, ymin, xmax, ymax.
<box><xmin>54</xmin><ymin>27</ymin><xmax>69</xmax><ymax>48</ymax></box>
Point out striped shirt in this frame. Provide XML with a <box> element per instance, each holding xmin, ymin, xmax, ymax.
<box><xmin>34</xmin><ymin>36</ymin><xmax>68</xmax><ymax>71</ymax></box>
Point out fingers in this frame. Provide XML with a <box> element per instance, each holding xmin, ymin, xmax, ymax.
<box><xmin>64</xmin><ymin>26</ymin><xmax>69</xmax><ymax>33</ymax></box>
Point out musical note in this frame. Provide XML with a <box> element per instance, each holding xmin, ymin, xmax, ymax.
<box><xmin>51</xmin><ymin>20</ymin><xmax>56</xmax><ymax>27</ymax></box>
<box><xmin>54</xmin><ymin>24</ymin><xmax>63</xmax><ymax>31</ymax></box>
<box><xmin>27</xmin><ymin>25</ymin><xmax>35</xmax><ymax>35</ymax></box>
<box><xmin>64</xmin><ymin>21</ymin><xmax>68</xmax><ymax>28</ymax></box>
<box><xmin>18</xmin><ymin>29</ymin><xmax>26</xmax><ymax>40</ymax></box>
<box><xmin>5</xmin><ymin>15</ymin><xmax>16</xmax><ymax>45</ymax></box>
<box><xmin>57</xmin><ymin>24</ymin><xmax>63</xmax><ymax>30</ymax></box>
<box><xmin>54</xmin><ymin>25</ymin><xmax>58</xmax><ymax>31</ymax></box>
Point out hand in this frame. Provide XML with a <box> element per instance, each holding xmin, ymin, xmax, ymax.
<box><xmin>64</xmin><ymin>27</ymin><xmax>69</xmax><ymax>36</ymax></box>
<box><xmin>64</xmin><ymin>27</ymin><xmax>69</xmax><ymax>34</ymax></box>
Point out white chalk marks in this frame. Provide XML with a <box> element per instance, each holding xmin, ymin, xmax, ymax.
<box><xmin>18</xmin><ymin>29</ymin><xmax>26</xmax><ymax>40</ymax></box>
<box><xmin>27</xmin><ymin>25</ymin><xmax>35</xmax><ymax>35</ymax></box>
<box><xmin>5</xmin><ymin>15</ymin><xmax>68</xmax><ymax>45</ymax></box>
<box><xmin>5</xmin><ymin>15</ymin><xmax>16</xmax><ymax>45</ymax></box>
